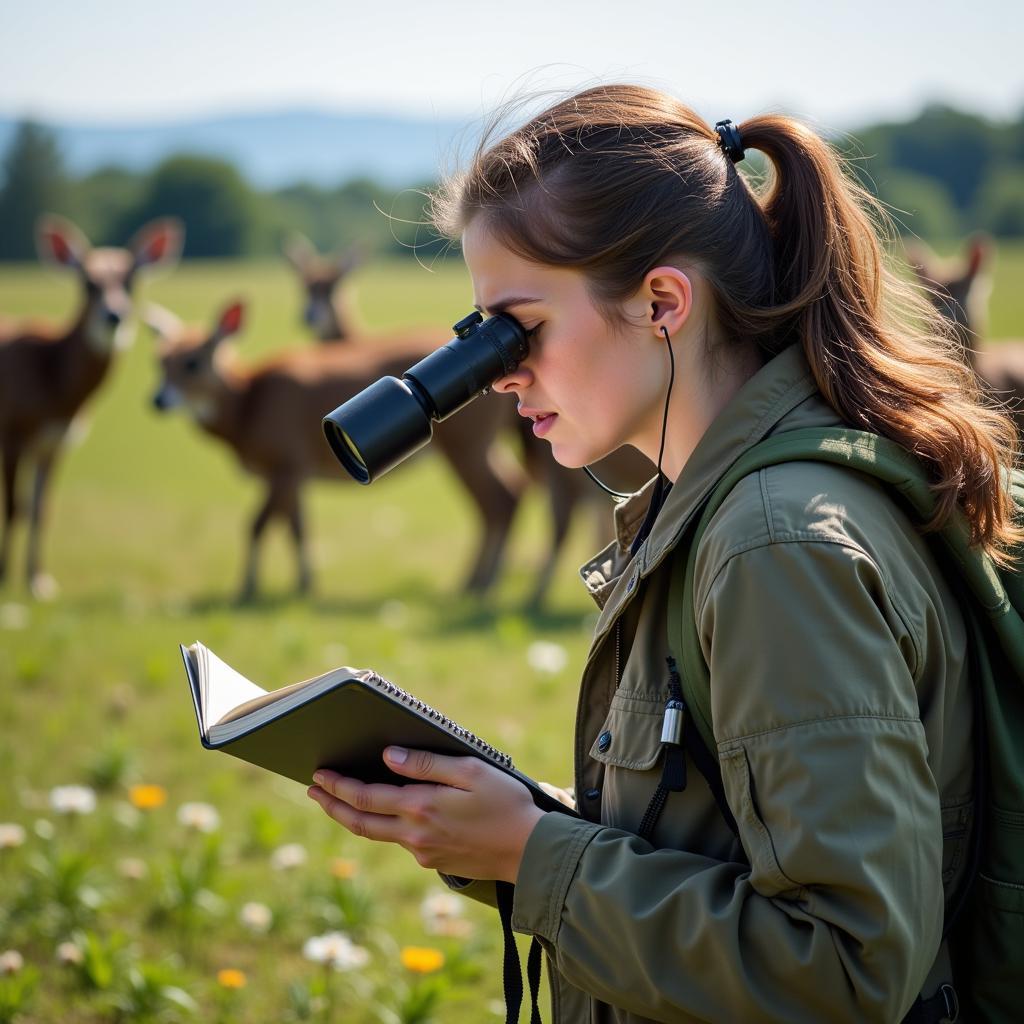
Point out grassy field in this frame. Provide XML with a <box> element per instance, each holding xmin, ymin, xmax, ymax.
<box><xmin>1</xmin><ymin>243</ymin><xmax>1023</xmax><ymax>1023</ymax></box>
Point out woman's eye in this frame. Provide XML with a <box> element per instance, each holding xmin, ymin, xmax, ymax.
<box><xmin>525</xmin><ymin>324</ymin><xmax>543</xmax><ymax>340</ymax></box>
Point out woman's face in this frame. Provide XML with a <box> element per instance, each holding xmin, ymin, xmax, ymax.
<box><xmin>462</xmin><ymin>218</ymin><xmax>668</xmax><ymax>469</ymax></box>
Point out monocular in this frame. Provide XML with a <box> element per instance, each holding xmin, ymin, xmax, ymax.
<box><xmin>321</xmin><ymin>311</ymin><xmax>529</xmax><ymax>484</ymax></box>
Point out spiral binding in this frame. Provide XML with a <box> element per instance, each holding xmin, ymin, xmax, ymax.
<box><xmin>360</xmin><ymin>670</ymin><xmax>514</xmax><ymax>769</ymax></box>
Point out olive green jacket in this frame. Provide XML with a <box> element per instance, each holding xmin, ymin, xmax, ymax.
<box><xmin>450</xmin><ymin>344</ymin><xmax>973</xmax><ymax>1023</ymax></box>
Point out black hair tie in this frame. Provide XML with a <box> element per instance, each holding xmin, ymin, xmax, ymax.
<box><xmin>714</xmin><ymin>119</ymin><xmax>745</xmax><ymax>163</ymax></box>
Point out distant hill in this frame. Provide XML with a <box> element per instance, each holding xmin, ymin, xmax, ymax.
<box><xmin>0</xmin><ymin>110</ymin><xmax>471</xmax><ymax>187</ymax></box>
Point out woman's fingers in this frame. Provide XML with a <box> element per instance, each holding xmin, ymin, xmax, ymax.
<box><xmin>307</xmin><ymin>783</ymin><xmax>406</xmax><ymax>843</ymax></box>
<box><xmin>382</xmin><ymin>746</ymin><xmax>485</xmax><ymax>789</ymax></box>
<box><xmin>313</xmin><ymin>769</ymin><xmax>408</xmax><ymax>815</ymax></box>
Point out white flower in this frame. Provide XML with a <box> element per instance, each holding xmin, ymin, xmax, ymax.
<box><xmin>49</xmin><ymin>785</ymin><xmax>97</xmax><ymax>816</ymax></box>
<box><xmin>117</xmin><ymin>857</ymin><xmax>148</xmax><ymax>881</ymax></box>
<box><xmin>56</xmin><ymin>941</ymin><xmax>83</xmax><ymax>966</ymax></box>
<box><xmin>302</xmin><ymin>931</ymin><xmax>369</xmax><ymax>971</ymax></box>
<box><xmin>239</xmin><ymin>901</ymin><xmax>273</xmax><ymax>934</ymax></box>
<box><xmin>270</xmin><ymin>843</ymin><xmax>307</xmax><ymax>871</ymax></box>
<box><xmin>421</xmin><ymin>891</ymin><xmax>473</xmax><ymax>937</ymax></box>
<box><xmin>0</xmin><ymin>823</ymin><xmax>26</xmax><ymax>849</ymax></box>
<box><xmin>177</xmin><ymin>802</ymin><xmax>221</xmax><ymax>833</ymax></box>
<box><xmin>0</xmin><ymin>950</ymin><xmax>24</xmax><ymax>975</ymax></box>
<box><xmin>526</xmin><ymin>641</ymin><xmax>568</xmax><ymax>675</ymax></box>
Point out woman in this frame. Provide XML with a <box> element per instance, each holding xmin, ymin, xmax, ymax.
<box><xmin>307</xmin><ymin>84</ymin><xmax>1016</xmax><ymax>1022</ymax></box>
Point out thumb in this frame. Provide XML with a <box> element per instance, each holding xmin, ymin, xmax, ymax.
<box><xmin>383</xmin><ymin>746</ymin><xmax>478</xmax><ymax>788</ymax></box>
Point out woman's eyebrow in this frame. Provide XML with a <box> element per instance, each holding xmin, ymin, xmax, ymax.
<box><xmin>473</xmin><ymin>297</ymin><xmax>542</xmax><ymax>316</ymax></box>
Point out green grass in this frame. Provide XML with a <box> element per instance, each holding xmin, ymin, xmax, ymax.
<box><xmin>2</xmin><ymin>243</ymin><xmax>1023</xmax><ymax>1022</ymax></box>
<box><xmin>0</xmin><ymin>256</ymin><xmax>599</xmax><ymax>1023</ymax></box>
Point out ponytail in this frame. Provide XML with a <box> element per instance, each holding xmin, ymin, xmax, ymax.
<box><xmin>433</xmin><ymin>85</ymin><xmax>1023</xmax><ymax>565</ymax></box>
<box><xmin>734</xmin><ymin>114</ymin><xmax>1021</xmax><ymax>563</ymax></box>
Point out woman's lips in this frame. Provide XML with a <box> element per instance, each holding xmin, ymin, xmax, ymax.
<box><xmin>532</xmin><ymin>412</ymin><xmax>557</xmax><ymax>438</ymax></box>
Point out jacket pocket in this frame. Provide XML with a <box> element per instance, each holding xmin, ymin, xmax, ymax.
<box><xmin>588</xmin><ymin>690</ymin><xmax>665</xmax><ymax>770</ymax></box>
<box><xmin>719</xmin><ymin>744</ymin><xmax>803</xmax><ymax>899</ymax></box>
<box><xmin>939</xmin><ymin>796</ymin><xmax>972</xmax><ymax>889</ymax></box>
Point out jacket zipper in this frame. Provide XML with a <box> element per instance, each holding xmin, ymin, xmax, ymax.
<box><xmin>614</xmin><ymin>619</ymin><xmax>623</xmax><ymax>688</ymax></box>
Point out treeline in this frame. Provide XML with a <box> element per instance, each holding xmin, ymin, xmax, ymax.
<box><xmin>1</xmin><ymin>103</ymin><xmax>1022</xmax><ymax>262</ymax></box>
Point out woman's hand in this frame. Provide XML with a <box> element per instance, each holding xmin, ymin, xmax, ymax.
<box><xmin>306</xmin><ymin>746</ymin><xmax>547</xmax><ymax>883</ymax></box>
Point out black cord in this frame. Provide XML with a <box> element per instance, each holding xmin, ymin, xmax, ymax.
<box><xmin>582</xmin><ymin>325</ymin><xmax>676</xmax><ymax>500</ymax></box>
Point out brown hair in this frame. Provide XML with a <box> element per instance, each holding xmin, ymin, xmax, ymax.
<box><xmin>431</xmin><ymin>84</ymin><xmax>1022</xmax><ymax>564</ymax></box>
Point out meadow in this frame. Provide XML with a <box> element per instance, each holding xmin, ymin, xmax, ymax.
<box><xmin>1</xmin><ymin>243</ymin><xmax>1023</xmax><ymax>1022</ymax></box>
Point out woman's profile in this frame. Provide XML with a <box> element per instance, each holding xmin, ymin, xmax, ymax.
<box><xmin>307</xmin><ymin>84</ymin><xmax>1013</xmax><ymax>1023</ymax></box>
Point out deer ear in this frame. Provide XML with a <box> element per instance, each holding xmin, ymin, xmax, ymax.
<box><xmin>131</xmin><ymin>218</ymin><xmax>184</xmax><ymax>270</ymax></box>
<box><xmin>903</xmin><ymin>241</ymin><xmax>935</xmax><ymax>283</ymax></box>
<box><xmin>143</xmin><ymin>302</ymin><xmax>184</xmax><ymax>341</ymax></box>
<box><xmin>282</xmin><ymin>231</ymin><xmax>317</xmax><ymax>273</ymax></box>
<box><xmin>216</xmin><ymin>300</ymin><xmax>245</xmax><ymax>339</ymax></box>
<box><xmin>36</xmin><ymin>214</ymin><xmax>90</xmax><ymax>269</ymax></box>
<box><xmin>335</xmin><ymin>243</ymin><xmax>364</xmax><ymax>277</ymax></box>
<box><xmin>966</xmin><ymin>235</ymin><xmax>991</xmax><ymax>279</ymax></box>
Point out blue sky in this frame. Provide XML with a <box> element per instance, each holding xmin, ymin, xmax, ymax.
<box><xmin>3</xmin><ymin>0</ymin><xmax>1022</xmax><ymax>129</ymax></box>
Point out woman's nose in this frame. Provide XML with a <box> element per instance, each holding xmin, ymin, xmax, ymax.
<box><xmin>492</xmin><ymin>364</ymin><xmax>533</xmax><ymax>394</ymax></box>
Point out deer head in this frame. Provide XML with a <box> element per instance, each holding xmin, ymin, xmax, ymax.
<box><xmin>282</xmin><ymin>231</ymin><xmax>361</xmax><ymax>340</ymax></box>
<box><xmin>36</xmin><ymin>214</ymin><xmax>183</xmax><ymax>354</ymax></box>
<box><xmin>149</xmin><ymin>300</ymin><xmax>245</xmax><ymax>423</ymax></box>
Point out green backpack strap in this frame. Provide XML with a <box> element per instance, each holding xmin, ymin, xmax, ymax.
<box><xmin>668</xmin><ymin>425</ymin><xmax>1015</xmax><ymax>758</ymax></box>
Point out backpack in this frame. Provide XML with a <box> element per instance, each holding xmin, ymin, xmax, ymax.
<box><xmin>665</xmin><ymin>426</ymin><xmax>1024</xmax><ymax>1024</ymax></box>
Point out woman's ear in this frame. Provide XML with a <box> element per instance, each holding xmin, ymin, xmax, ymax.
<box><xmin>644</xmin><ymin>266</ymin><xmax>693</xmax><ymax>339</ymax></box>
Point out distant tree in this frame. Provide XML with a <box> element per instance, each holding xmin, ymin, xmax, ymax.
<box><xmin>120</xmin><ymin>154</ymin><xmax>256</xmax><ymax>257</ymax></box>
<box><xmin>873</xmin><ymin>170</ymin><xmax>962</xmax><ymax>241</ymax></box>
<box><xmin>974</xmin><ymin>168</ymin><xmax>1024</xmax><ymax>238</ymax></box>
<box><xmin>67</xmin><ymin>165</ymin><xmax>147</xmax><ymax>245</ymax></box>
<box><xmin>0</xmin><ymin>120</ymin><xmax>67</xmax><ymax>261</ymax></box>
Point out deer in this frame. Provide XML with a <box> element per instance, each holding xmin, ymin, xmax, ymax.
<box><xmin>907</xmin><ymin>235</ymin><xmax>1024</xmax><ymax>431</ymax></box>
<box><xmin>147</xmin><ymin>297</ymin><xmax>555</xmax><ymax>603</ymax></box>
<box><xmin>281</xmin><ymin>233</ymin><xmax>655</xmax><ymax>602</ymax></box>
<box><xmin>0</xmin><ymin>214</ymin><xmax>183</xmax><ymax>599</ymax></box>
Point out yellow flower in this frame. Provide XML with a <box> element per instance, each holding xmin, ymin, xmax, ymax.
<box><xmin>400</xmin><ymin>946</ymin><xmax>445</xmax><ymax>974</ymax></box>
<box><xmin>217</xmin><ymin>968</ymin><xmax>247</xmax><ymax>989</ymax></box>
<box><xmin>330</xmin><ymin>857</ymin><xmax>359</xmax><ymax>880</ymax></box>
<box><xmin>129</xmin><ymin>784</ymin><xmax>167</xmax><ymax>810</ymax></box>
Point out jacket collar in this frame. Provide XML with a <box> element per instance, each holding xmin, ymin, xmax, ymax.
<box><xmin>582</xmin><ymin>343</ymin><xmax>819</xmax><ymax>637</ymax></box>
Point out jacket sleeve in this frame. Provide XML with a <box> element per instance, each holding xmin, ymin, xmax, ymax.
<box><xmin>510</xmin><ymin>538</ymin><xmax>945</xmax><ymax>1023</ymax></box>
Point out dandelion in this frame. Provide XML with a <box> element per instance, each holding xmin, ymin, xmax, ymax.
<box><xmin>330</xmin><ymin>857</ymin><xmax>359</xmax><ymax>880</ymax></box>
<box><xmin>0</xmin><ymin>950</ymin><xmax>24</xmax><ymax>975</ymax></box>
<box><xmin>217</xmin><ymin>968</ymin><xmax>247</xmax><ymax>989</ymax></box>
<box><xmin>117</xmin><ymin>857</ymin><xmax>148</xmax><ymax>881</ymax></box>
<box><xmin>270</xmin><ymin>843</ymin><xmax>307</xmax><ymax>871</ymax></box>
<box><xmin>128</xmin><ymin>784</ymin><xmax>167</xmax><ymax>810</ymax></box>
<box><xmin>0</xmin><ymin>823</ymin><xmax>26</xmax><ymax>849</ymax></box>
<box><xmin>55</xmin><ymin>941</ymin><xmax>83</xmax><ymax>966</ymax></box>
<box><xmin>239</xmin><ymin>902</ymin><xmax>273</xmax><ymax>934</ymax></box>
<box><xmin>526</xmin><ymin>641</ymin><xmax>568</xmax><ymax>675</ymax></box>
<box><xmin>400</xmin><ymin>946</ymin><xmax>445</xmax><ymax>974</ymax></box>
<box><xmin>49</xmin><ymin>785</ymin><xmax>97</xmax><ymax>816</ymax></box>
<box><xmin>303</xmin><ymin>932</ymin><xmax>370</xmax><ymax>971</ymax></box>
<box><xmin>177</xmin><ymin>802</ymin><xmax>220</xmax><ymax>833</ymax></box>
<box><xmin>420</xmin><ymin>891</ymin><xmax>473</xmax><ymax>938</ymax></box>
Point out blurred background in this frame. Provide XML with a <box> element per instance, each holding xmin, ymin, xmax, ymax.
<box><xmin>1</xmin><ymin>2</ymin><xmax>1022</xmax><ymax>1021</ymax></box>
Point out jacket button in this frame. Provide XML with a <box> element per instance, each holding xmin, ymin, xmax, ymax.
<box><xmin>584</xmin><ymin>788</ymin><xmax>601</xmax><ymax>801</ymax></box>
<box><xmin>597</xmin><ymin>731</ymin><xmax>612</xmax><ymax>753</ymax></box>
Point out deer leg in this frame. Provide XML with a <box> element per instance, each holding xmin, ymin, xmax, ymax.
<box><xmin>27</xmin><ymin>449</ymin><xmax>60</xmax><ymax>601</ymax></box>
<box><xmin>239</xmin><ymin>483</ymin><xmax>279</xmax><ymax>603</ymax></box>
<box><xmin>1</xmin><ymin>444</ymin><xmax>22</xmax><ymax>585</ymax></box>
<box><xmin>281</xmin><ymin>482</ymin><xmax>312</xmax><ymax>595</ymax></box>
<box><xmin>434</xmin><ymin>407</ymin><xmax>520</xmax><ymax>595</ymax></box>
<box><xmin>525</xmin><ymin>462</ymin><xmax>581</xmax><ymax>609</ymax></box>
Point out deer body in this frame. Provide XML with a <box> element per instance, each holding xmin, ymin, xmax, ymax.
<box><xmin>282</xmin><ymin>236</ymin><xmax>654</xmax><ymax>604</ymax></box>
<box><xmin>151</xmin><ymin>302</ymin><xmax>522</xmax><ymax>601</ymax></box>
<box><xmin>0</xmin><ymin>216</ymin><xmax>182</xmax><ymax>597</ymax></box>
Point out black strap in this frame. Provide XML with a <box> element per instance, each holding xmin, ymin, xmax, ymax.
<box><xmin>496</xmin><ymin>880</ymin><xmax>543</xmax><ymax>1024</ymax></box>
<box><xmin>901</xmin><ymin>984</ymin><xmax>959</xmax><ymax>1023</ymax></box>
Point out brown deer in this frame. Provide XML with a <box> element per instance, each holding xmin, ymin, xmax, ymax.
<box><xmin>0</xmin><ymin>215</ymin><xmax>183</xmax><ymax>598</ymax></box>
<box><xmin>282</xmin><ymin>233</ymin><xmax>654</xmax><ymax>601</ymax></box>
<box><xmin>907</xmin><ymin>236</ymin><xmax>1024</xmax><ymax>429</ymax></box>
<box><xmin>148</xmin><ymin>298</ymin><xmax>548</xmax><ymax>603</ymax></box>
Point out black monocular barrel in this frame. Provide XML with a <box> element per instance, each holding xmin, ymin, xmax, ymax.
<box><xmin>321</xmin><ymin>312</ymin><xmax>529</xmax><ymax>484</ymax></box>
